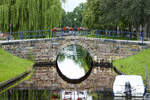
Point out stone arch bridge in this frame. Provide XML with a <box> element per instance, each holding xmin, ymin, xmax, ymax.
<box><xmin>0</xmin><ymin>36</ymin><xmax>149</xmax><ymax>91</ymax></box>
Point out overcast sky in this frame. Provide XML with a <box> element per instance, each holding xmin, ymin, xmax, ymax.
<box><xmin>62</xmin><ymin>0</ymin><xmax>87</xmax><ymax>12</ymax></box>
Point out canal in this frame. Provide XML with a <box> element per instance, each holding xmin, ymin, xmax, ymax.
<box><xmin>1</xmin><ymin>89</ymin><xmax>150</xmax><ymax>100</ymax></box>
<box><xmin>0</xmin><ymin>44</ymin><xmax>149</xmax><ymax>100</ymax></box>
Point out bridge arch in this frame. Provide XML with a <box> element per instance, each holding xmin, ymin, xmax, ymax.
<box><xmin>56</xmin><ymin>43</ymin><xmax>93</xmax><ymax>84</ymax></box>
<box><xmin>56</xmin><ymin>40</ymin><xmax>94</xmax><ymax>59</ymax></box>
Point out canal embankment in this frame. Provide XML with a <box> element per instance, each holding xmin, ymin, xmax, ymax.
<box><xmin>113</xmin><ymin>48</ymin><xmax>150</xmax><ymax>90</ymax></box>
<box><xmin>0</xmin><ymin>47</ymin><xmax>33</xmax><ymax>92</ymax></box>
<box><xmin>0</xmin><ymin>71</ymin><xmax>32</xmax><ymax>93</ymax></box>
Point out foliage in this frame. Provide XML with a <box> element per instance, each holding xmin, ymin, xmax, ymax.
<box><xmin>0</xmin><ymin>90</ymin><xmax>60</xmax><ymax>99</ymax></box>
<box><xmin>57</xmin><ymin>45</ymin><xmax>92</xmax><ymax>73</ymax></box>
<box><xmin>61</xmin><ymin>3</ymin><xmax>86</xmax><ymax>27</ymax></box>
<box><xmin>29</xmin><ymin>48</ymin><xmax>34</xmax><ymax>62</ymax></box>
<box><xmin>113</xmin><ymin>48</ymin><xmax>150</xmax><ymax>81</ymax></box>
<box><xmin>0</xmin><ymin>48</ymin><xmax>33</xmax><ymax>82</ymax></box>
<box><xmin>0</xmin><ymin>72</ymin><xmax>33</xmax><ymax>94</ymax></box>
<box><xmin>82</xmin><ymin>0</ymin><xmax>150</xmax><ymax>31</ymax></box>
<box><xmin>0</xmin><ymin>0</ymin><xmax>63</xmax><ymax>32</ymax></box>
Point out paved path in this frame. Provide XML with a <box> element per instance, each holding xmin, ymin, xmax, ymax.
<box><xmin>0</xmin><ymin>37</ymin><xmax>150</xmax><ymax>45</ymax></box>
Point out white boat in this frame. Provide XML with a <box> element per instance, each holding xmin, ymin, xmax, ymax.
<box><xmin>113</xmin><ymin>75</ymin><xmax>146</xmax><ymax>97</ymax></box>
<box><xmin>61</xmin><ymin>90</ymin><xmax>92</xmax><ymax>100</ymax></box>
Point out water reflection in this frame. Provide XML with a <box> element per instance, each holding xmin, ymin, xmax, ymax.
<box><xmin>0</xmin><ymin>90</ymin><xmax>60</xmax><ymax>100</ymax></box>
<box><xmin>61</xmin><ymin>90</ymin><xmax>92</xmax><ymax>100</ymax></box>
<box><xmin>0</xmin><ymin>89</ymin><xmax>149</xmax><ymax>100</ymax></box>
<box><xmin>57</xmin><ymin>45</ymin><xmax>93</xmax><ymax>82</ymax></box>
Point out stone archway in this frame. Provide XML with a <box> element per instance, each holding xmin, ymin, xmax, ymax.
<box><xmin>56</xmin><ymin>44</ymin><xmax>93</xmax><ymax>84</ymax></box>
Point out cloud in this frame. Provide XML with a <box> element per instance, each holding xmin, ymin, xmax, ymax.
<box><xmin>62</xmin><ymin>0</ymin><xmax>86</xmax><ymax>12</ymax></box>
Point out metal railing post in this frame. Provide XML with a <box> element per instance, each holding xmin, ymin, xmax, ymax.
<box><xmin>20</xmin><ymin>32</ymin><xmax>22</xmax><ymax>40</ymax></box>
<box><xmin>142</xmin><ymin>32</ymin><xmax>144</xmax><ymax>44</ymax></box>
<box><xmin>113</xmin><ymin>31</ymin><xmax>115</xmax><ymax>40</ymax></box>
<box><xmin>8</xmin><ymin>33</ymin><xmax>10</xmax><ymax>41</ymax></box>
<box><xmin>137</xmin><ymin>32</ymin><xmax>138</xmax><ymax>40</ymax></box>
<box><xmin>48</xmin><ymin>29</ymin><xmax>51</xmax><ymax>39</ymax></box>
<box><xmin>86</xmin><ymin>30</ymin><xmax>88</xmax><ymax>37</ymax></box>
<box><xmin>96</xmin><ymin>30</ymin><xmax>98</xmax><ymax>38</ymax></box>
<box><xmin>35</xmin><ymin>31</ymin><xmax>37</xmax><ymax>39</ymax></box>
<box><xmin>108</xmin><ymin>31</ymin><xmax>110</xmax><ymax>38</ymax></box>
<box><xmin>119</xmin><ymin>31</ymin><xmax>120</xmax><ymax>40</ymax></box>
<box><xmin>52</xmin><ymin>31</ymin><xmax>53</xmax><ymax>38</ymax></box>
<box><xmin>30</xmin><ymin>31</ymin><xmax>32</xmax><ymax>39</ymax></box>
<box><xmin>22</xmin><ymin>32</ymin><xmax>24</xmax><ymax>40</ymax></box>
<box><xmin>130</xmin><ymin>32</ymin><xmax>132</xmax><ymax>40</ymax></box>
<box><xmin>127</xmin><ymin>32</ymin><xmax>129</xmax><ymax>41</ymax></box>
<box><xmin>129</xmin><ymin>32</ymin><xmax>131</xmax><ymax>40</ymax></box>
<box><xmin>99</xmin><ymin>30</ymin><xmax>101</xmax><ymax>39</ymax></box>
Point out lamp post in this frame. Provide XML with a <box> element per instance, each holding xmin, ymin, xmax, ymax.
<box><xmin>9</xmin><ymin>24</ymin><xmax>12</xmax><ymax>41</ymax></box>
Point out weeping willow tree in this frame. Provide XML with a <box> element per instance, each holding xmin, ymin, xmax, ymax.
<box><xmin>0</xmin><ymin>0</ymin><xmax>64</xmax><ymax>32</ymax></box>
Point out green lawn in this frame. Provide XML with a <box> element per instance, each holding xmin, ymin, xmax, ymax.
<box><xmin>113</xmin><ymin>48</ymin><xmax>150</xmax><ymax>81</ymax></box>
<box><xmin>0</xmin><ymin>48</ymin><xmax>33</xmax><ymax>82</ymax></box>
<box><xmin>84</xmin><ymin>34</ymin><xmax>137</xmax><ymax>40</ymax></box>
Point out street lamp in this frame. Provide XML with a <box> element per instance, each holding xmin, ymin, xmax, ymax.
<box><xmin>9</xmin><ymin>24</ymin><xmax>12</xmax><ymax>40</ymax></box>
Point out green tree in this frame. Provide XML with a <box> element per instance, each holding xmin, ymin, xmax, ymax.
<box><xmin>0</xmin><ymin>0</ymin><xmax>64</xmax><ymax>32</ymax></box>
<box><xmin>61</xmin><ymin>3</ymin><xmax>86</xmax><ymax>27</ymax></box>
<box><xmin>82</xmin><ymin>0</ymin><xmax>150</xmax><ymax>33</ymax></box>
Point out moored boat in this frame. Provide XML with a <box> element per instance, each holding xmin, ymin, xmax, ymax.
<box><xmin>113</xmin><ymin>75</ymin><xmax>146</xmax><ymax>97</ymax></box>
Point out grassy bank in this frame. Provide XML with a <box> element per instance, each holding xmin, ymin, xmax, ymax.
<box><xmin>113</xmin><ymin>48</ymin><xmax>150</xmax><ymax>81</ymax></box>
<box><xmin>81</xmin><ymin>34</ymin><xmax>138</xmax><ymax>41</ymax></box>
<box><xmin>0</xmin><ymin>48</ymin><xmax>33</xmax><ymax>82</ymax></box>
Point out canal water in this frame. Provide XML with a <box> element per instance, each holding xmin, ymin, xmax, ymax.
<box><xmin>0</xmin><ymin>90</ymin><xmax>150</xmax><ymax>100</ymax></box>
<box><xmin>0</xmin><ymin>44</ymin><xmax>149</xmax><ymax>99</ymax></box>
<box><xmin>56</xmin><ymin>44</ymin><xmax>93</xmax><ymax>83</ymax></box>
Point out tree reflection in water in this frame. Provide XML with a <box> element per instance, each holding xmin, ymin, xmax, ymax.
<box><xmin>57</xmin><ymin>44</ymin><xmax>93</xmax><ymax>80</ymax></box>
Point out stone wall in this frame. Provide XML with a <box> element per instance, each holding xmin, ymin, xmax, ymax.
<box><xmin>1</xmin><ymin>37</ymin><xmax>149</xmax><ymax>90</ymax></box>
<box><xmin>14</xmin><ymin>66</ymin><xmax>115</xmax><ymax>91</ymax></box>
<box><xmin>0</xmin><ymin>36</ymin><xmax>149</xmax><ymax>63</ymax></box>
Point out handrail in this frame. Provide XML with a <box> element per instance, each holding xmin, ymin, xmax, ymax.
<box><xmin>2</xmin><ymin>29</ymin><xmax>145</xmax><ymax>44</ymax></box>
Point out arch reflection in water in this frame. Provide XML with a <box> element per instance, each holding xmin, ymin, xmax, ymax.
<box><xmin>56</xmin><ymin>44</ymin><xmax>93</xmax><ymax>83</ymax></box>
